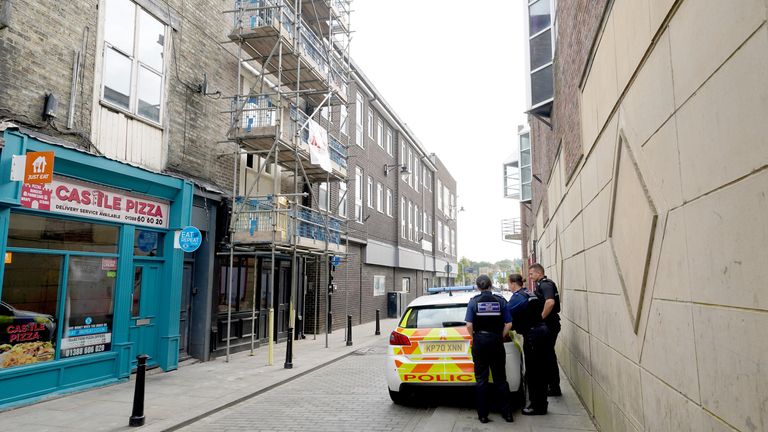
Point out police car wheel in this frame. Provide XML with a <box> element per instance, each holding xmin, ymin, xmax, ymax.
<box><xmin>389</xmin><ymin>389</ymin><xmax>408</xmax><ymax>405</ymax></box>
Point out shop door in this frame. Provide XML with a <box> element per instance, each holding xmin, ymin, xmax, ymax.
<box><xmin>275</xmin><ymin>261</ymin><xmax>291</xmax><ymax>341</ymax></box>
<box><xmin>130</xmin><ymin>261</ymin><xmax>162</xmax><ymax>367</ymax></box>
<box><xmin>257</xmin><ymin>260</ymin><xmax>271</xmax><ymax>342</ymax></box>
<box><xmin>179</xmin><ymin>263</ymin><xmax>193</xmax><ymax>359</ymax></box>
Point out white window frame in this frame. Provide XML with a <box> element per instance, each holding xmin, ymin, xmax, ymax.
<box><xmin>368</xmin><ymin>110</ymin><xmax>374</xmax><ymax>138</ymax></box>
<box><xmin>377</xmin><ymin>118</ymin><xmax>384</xmax><ymax>149</ymax></box>
<box><xmin>386</xmin><ymin>189</ymin><xmax>393</xmax><ymax>217</ymax></box>
<box><xmin>407</xmin><ymin>148</ymin><xmax>413</xmax><ymax>188</ymax></box>
<box><xmin>437</xmin><ymin>179</ymin><xmax>443</xmax><ymax>211</ymax></box>
<box><xmin>401</xmin><ymin>197</ymin><xmax>407</xmax><ymax>239</ymax></box>
<box><xmin>376</xmin><ymin>183</ymin><xmax>383</xmax><ymax>213</ymax></box>
<box><xmin>437</xmin><ymin>220</ymin><xmax>443</xmax><ymax>252</ymax></box>
<box><xmin>355</xmin><ymin>92</ymin><xmax>364</xmax><ymax>147</ymax></box>
<box><xmin>414</xmin><ymin>159</ymin><xmax>420</xmax><ymax>192</ymax></box>
<box><xmin>444</xmin><ymin>185</ymin><xmax>450</xmax><ymax>216</ymax></box>
<box><xmin>367</xmin><ymin>176</ymin><xmax>374</xmax><ymax>208</ymax></box>
<box><xmin>422</xmin><ymin>213</ymin><xmax>428</xmax><ymax>235</ymax></box>
<box><xmin>355</xmin><ymin>167</ymin><xmax>363</xmax><ymax>223</ymax></box>
<box><xmin>400</xmin><ymin>142</ymin><xmax>406</xmax><ymax>166</ymax></box>
<box><xmin>414</xmin><ymin>205</ymin><xmax>419</xmax><ymax>239</ymax></box>
<box><xmin>386</xmin><ymin>128</ymin><xmax>393</xmax><ymax>156</ymax></box>
<box><xmin>444</xmin><ymin>224</ymin><xmax>450</xmax><ymax>254</ymax></box>
<box><xmin>340</xmin><ymin>105</ymin><xmax>348</xmax><ymax>136</ymax></box>
<box><xmin>407</xmin><ymin>201</ymin><xmax>413</xmax><ymax>241</ymax></box>
<box><xmin>338</xmin><ymin>181</ymin><xmax>348</xmax><ymax>218</ymax></box>
<box><xmin>373</xmin><ymin>275</ymin><xmax>386</xmax><ymax>296</ymax></box>
<box><xmin>318</xmin><ymin>182</ymin><xmax>328</xmax><ymax>211</ymax></box>
<box><xmin>401</xmin><ymin>277</ymin><xmax>410</xmax><ymax>293</ymax></box>
<box><xmin>451</xmin><ymin>228</ymin><xmax>456</xmax><ymax>256</ymax></box>
<box><xmin>100</xmin><ymin>0</ymin><xmax>168</xmax><ymax>125</ymax></box>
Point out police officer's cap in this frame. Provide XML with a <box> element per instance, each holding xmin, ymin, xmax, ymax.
<box><xmin>476</xmin><ymin>275</ymin><xmax>493</xmax><ymax>290</ymax></box>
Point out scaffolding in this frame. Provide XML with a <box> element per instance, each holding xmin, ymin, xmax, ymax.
<box><xmin>223</xmin><ymin>0</ymin><xmax>352</xmax><ymax>363</ymax></box>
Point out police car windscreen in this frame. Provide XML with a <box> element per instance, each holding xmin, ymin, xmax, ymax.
<box><xmin>403</xmin><ymin>305</ymin><xmax>467</xmax><ymax>329</ymax></box>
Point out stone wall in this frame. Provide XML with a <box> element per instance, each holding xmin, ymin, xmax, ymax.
<box><xmin>531</xmin><ymin>0</ymin><xmax>768</xmax><ymax>430</ymax></box>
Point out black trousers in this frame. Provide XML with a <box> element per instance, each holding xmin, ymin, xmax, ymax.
<box><xmin>523</xmin><ymin>324</ymin><xmax>550</xmax><ymax>409</ymax></box>
<box><xmin>472</xmin><ymin>332</ymin><xmax>511</xmax><ymax>419</ymax></box>
<box><xmin>545</xmin><ymin>324</ymin><xmax>560</xmax><ymax>389</ymax></box>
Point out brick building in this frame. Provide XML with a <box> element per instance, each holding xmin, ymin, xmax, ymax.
<box><xmin>519</xmin><ymin>0</ymin><xmax>768</xmax><ymax>430</ymax></box>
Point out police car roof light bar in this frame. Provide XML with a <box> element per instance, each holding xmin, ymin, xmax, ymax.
<box><xmin>427</xmin><ymin>285</ymin><xmax>476</xmax><ymax>294</ymax></box>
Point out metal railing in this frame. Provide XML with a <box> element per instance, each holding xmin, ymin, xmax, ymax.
<box><xmin>233</xmin><ymin>198</ymin><xmax>344</xmax><ymax>246</ymax></box>
<box><xmin>234</xmin><ymin>0</ymin><xmax>347</xmax><ymax>90</ymax></box>
<box><xmin>501</xmin><ymin>218</ymin><xmax>522</xmax><ymax>242</ymax></box>
<box><xmin>290</xmin><ymin>107</ymin><xmax>348</xmax><ymax>168</ymax></box>
<box><xmin>233</xmin><ymin>95</ymin><xmax>277</xmax><ymax>132</ymax></box>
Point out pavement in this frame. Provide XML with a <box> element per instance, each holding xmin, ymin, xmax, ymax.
<box><xmin>0</xmin><ymin>318</ymin><xmax>597</xmax><ymax>432</ymax></box>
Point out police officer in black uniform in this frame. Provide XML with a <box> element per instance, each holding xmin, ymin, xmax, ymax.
<box><xmin>464</xmin><ymin>275</ymin><xmax>514</xmax><ymax>424</ymax></box>
<box><xmin>529</xmin><ymin>263</ymin><xmax>562</xmax><ymax>397</ymax></box>
<box><xmin>507</xmin><ymin>272</ymin><xmax>549</xmax><ymax>415</ymax></box>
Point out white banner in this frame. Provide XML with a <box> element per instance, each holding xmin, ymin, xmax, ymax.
<box><xmin>308</xmin><ymin>119</ymin><xmax>332</xmax><ymax>172</ymax></box>
<box><xmin>20</xmin><ymin>176</ymin><xmax>170</xmax><ymax>228</ymax></box>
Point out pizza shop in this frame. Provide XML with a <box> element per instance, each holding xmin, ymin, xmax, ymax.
<box><xmin>0</xmin><ymin>128</ymin><xmax>193</xmax><ymax>407</ymax></box>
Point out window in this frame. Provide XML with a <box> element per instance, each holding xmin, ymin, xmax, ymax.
<box><xmin>422</xmin><ymin>213</ymin><xmax>428</xmax><ymax>235</ymax></box>
<box><xmin>321</xmin><ymin>106</ymin><xmax>328</xmax><ymax>118</ymax></box>
<box><xmin>101</xmin><ymin>0</ymin><xmax>167</xmax><ymax>123</ymax></box>
<box><xmin>373</xmin><ymin>275</ymin><xmax>386</xmax><ymax>296</ymax></box>
<box><xmin>368</xmin><ymin>110</ymin><xmax>374</xmax><ymax>139</ymax></box>
<box><xmin>339</xmin><ymin>182</ymin><xmax>348</xmax><ymax>217</ymax></box>
<box><xmin>367</xmin><ymin>176</ymin><xmax>374</xmax><ymax>208</ymax></box>
<box><xmin>451</xmin><ymin>229</ymin><xmax>456</xmax><ymax>256</ymax></box>
<box><xmin>402</xmin><ymin>305</ymin><xmax>466</xmax><ymax>328</ymax></box>
<box><xmin>423</xmin><ymin>166</ymin><xmax>429</xmax><ymax>190</ymax></box>
<box><xmin>414</xmin><ymin>205</ymin><xmax>419</xmax><ymax>239</ymax></box>
<box><xmin>400</xmin><ymin>142</ymin><xmax>406</xmax><ymax>166</ymax></box>
<box><xmin>450</xmin><ymin>193</ymin><xmax>456</xmax><ymax>218</ymax></box>
<box><xmin>386</xmin><ymin>189</ymin><xmax>393</xmax><ymax>217</ymax></box>
<box><xmin>377</xmin><ymin>118</ymin><xmax>384</xmax><ymax>149</ymax></box>
<box><xmin>437</xmin><ymin>220</ymin><xmax>443</xmax><ymax>252</ymax></box>
<box><xmin>340</xmin><ymin>105</ymin><xmax>348</xmax><ymax>136</ymax></box>
<box><xmin>1</xmin><ymin>214</ymin><xmax>122</xmax><ymax>367</ymax></box>
<box><xmin>444</xmin><ymin>185</ymin><xmax>450</xmax><ymax>215</ymax></box>
<box><xmin>527</xmin><ymin>0</ymin><xmax>554</xmax><ymax>108</ymax></box>
<box><xmin>355</xmin><ymin>167</ymin><xmax>363</xmax><ymax>223</ymax></box>
<box><xmin>414</xmin><ymin>159</ymin><xmax>420</xmax><ymax>192</ymax></box>
<box><xmin>134</xmin><ymin>230</ymin><xmax>164</xmax><ymax>256</ymax></box>
<box><xmin>386</xmin><ymin>128</ymin><xmax>393</xmax><ymax>156</ymax></box>
<box><xmin>401</xmin><ymin>197</ymin><xmax>406</xmax><ymax>239</ymax></box>
<box><xmin>407</xmin><ymin>201</ymin><xmax>413</xmax><ymax>241</ymax></box>
<box><xmin>407</xmin><ymin>148</ymin><xmax>413</xmax><ymax>187</ymax></box>
<box><xmin>520</xmin><ymin>132</ymin><xmax>532</xmax><ymax>202</ymax></box>
<box><xmin>355</xmin><ymin>92</ymin><xmax>364</xmax><ymax>147</ymax></box>
<box><xmin>318</xmin><ymin>182</ymin><xmax>328</xmax><ymax>211</ymax></box>
<box><xmin>437</xmin><ymin>179</ymin><xmax>443</xmax><ymax>211</ymax></box>
<box><xmin>444</xmin><ymin>224</ymin><xmax>451</xmax><ymax>254</ymax></box>
<box><xmin>401</xmin><ymin>277</ymin><xmax>410</xmax><ymax>293</ymax></box>
<box><xmin>376</xmin><ymin>183</ymin><xmax>383</xmax><ymax>213</ymax></box>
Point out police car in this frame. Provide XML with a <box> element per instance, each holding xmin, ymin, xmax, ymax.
<box><xmin>386</xmin><ymin>287</ymin><xmax>524</xmax><ymax>405</ymax></box>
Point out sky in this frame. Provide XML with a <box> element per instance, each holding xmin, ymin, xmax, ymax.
<box><xmin>351</xmin><ymin>1</ymin><xmax>528</xmax><ymax>263</ymax></box>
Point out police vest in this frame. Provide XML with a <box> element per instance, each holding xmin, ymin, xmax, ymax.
<box><xmin>471</xmin><ymin>291</ymin><xmax>505</xmax><ymax>334</ymax></box>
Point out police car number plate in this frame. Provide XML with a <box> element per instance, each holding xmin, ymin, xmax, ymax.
<box><xmin>422</xmin><ymin>342</ymin><xmax>466</xmax><ymax>353</ymax></box>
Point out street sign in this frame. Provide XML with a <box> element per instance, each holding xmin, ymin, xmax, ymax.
<box><xmin>177</xmin><ymin>226</ymin><xmax>203</xmax><ymax>252</ymax></box>
<box><xmin>24</xmin><ymin>151</ymin><xmax>54</xmax><ymax>184</ymax></box>
<box><xmin>445</xmin><ymin>264</ymin><xmax>452</xmax><ymax>274</ymax></box>
<box><xmin>331</xmin><ymin>255</ymin><xmax>342</xmax><ymax>267</ymax></box>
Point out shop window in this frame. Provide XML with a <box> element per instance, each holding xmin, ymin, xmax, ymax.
<box><xmin>0</xmin><ymin>253</ymin><xmax>62</xmax><ymax>369</ymax></box>
<box><xmin>8</xmin><ymin>213</ymin><xmax>119</xmax><ymax>254</ymax></box>
<box><xmin>61</xmin><ymin>256</ymin><xmax>115</xmax><ymax>359</ymax></box>
<box><xmin>217</xmin><ymin>257</ymin><xmax>257</xmax><ymax>313</ymax></box>
<box><xmin>134</xmin><ymin>229</ymin><xmax>164</xmax><ymax>256</ymax></box>
<box><xmin>373</xmin><ymin>275</ymin><xmax>385</xmax><ymax>296</ymax></box>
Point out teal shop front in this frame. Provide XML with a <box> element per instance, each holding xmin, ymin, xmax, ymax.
<box><xmin>0</xmin><ymin>128</ymin><xmax>193</xmax><ymax>407</ymax></box>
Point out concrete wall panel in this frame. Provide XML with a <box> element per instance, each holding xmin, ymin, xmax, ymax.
<box><xmin>676</xmin><ymin>26</ymin><xmax>768</xmax><ymax>201</ymax></box>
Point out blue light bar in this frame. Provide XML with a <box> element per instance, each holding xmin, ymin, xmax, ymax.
<box><xmin>427</xmin><ymin>285</ymin><xmax>476</xmax><ymax>294</ymax></box>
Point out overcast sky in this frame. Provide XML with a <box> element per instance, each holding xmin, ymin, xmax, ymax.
<box><xmin>351</xmin><ymin>1</ymin><xmax>528</xmax><ymax>263</ymax></box>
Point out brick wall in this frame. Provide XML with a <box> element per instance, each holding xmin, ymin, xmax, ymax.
<box><xmin>0</xmin><ymin>0</ymin><xmax>237</xmax><ymax>192</ymax></box>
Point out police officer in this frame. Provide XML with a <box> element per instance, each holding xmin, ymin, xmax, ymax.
<box><xmin>529</xmin><ymin>263</ymin><xmax>562</xmax><ymax>397</ymax></box>
<box><xmin>507</xmin><ymin>272</ymin><xmax>549</xmax><ymax>415</ymax></box>
<box><xmin>465</xmin><ymin>275</ymin><xmax>514</xmax><ymax>424</ymax></box>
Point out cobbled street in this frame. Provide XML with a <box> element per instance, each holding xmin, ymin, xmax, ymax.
<box><xmin>180</xmin><ymin>339</ymin><xmax>595</xmax><ymax>432</ymax></box>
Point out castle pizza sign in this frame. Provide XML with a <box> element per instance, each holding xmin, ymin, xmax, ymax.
<box><xmin>21</xmin><ymin>177</ymin><xmax>169</xmax><ymax>229</ymax></box>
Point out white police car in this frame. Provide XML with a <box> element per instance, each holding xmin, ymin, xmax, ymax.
<box><xmin>385</xmin><ymin>287</ymin><xmax>524</xmax><ymax>405</ymax></box>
